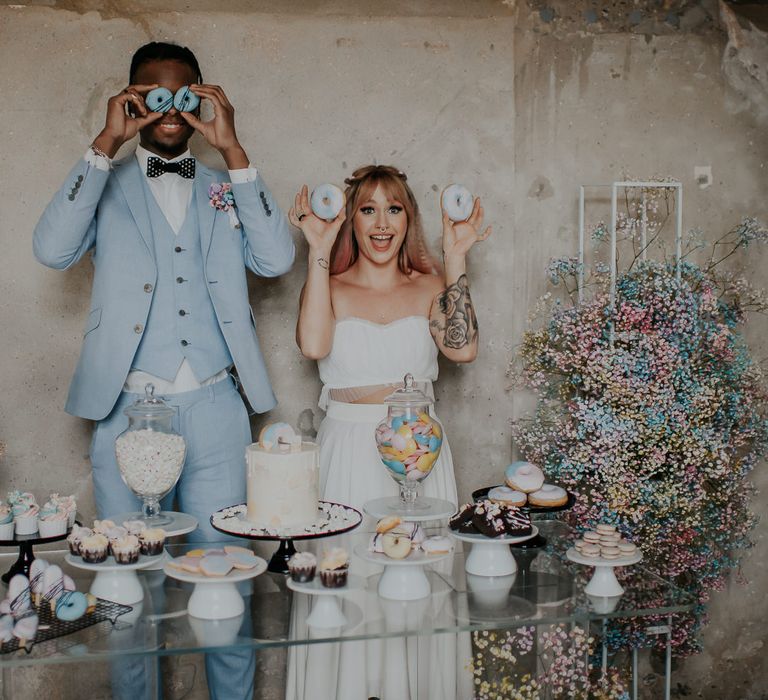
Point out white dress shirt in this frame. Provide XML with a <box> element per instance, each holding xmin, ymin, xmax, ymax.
<box><xmin>85</xmin><ymin>144</ymin><xmax>259</xmax><ymax>395</ymax></box>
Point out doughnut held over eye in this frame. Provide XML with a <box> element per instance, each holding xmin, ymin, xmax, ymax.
<box><xmin>442</xmin><ymin>183</ymin><xmax>474</xmax><ymax>222</ymax></box>
<box><xmin>173</xmin><ymin>86</ymin><xmax>200</xmax><ymax>113</ymax></box>
<box><xmin>145</xmin><ymin>87</ymin><xmax>174</xmax><ymax>113</ymax></box>
<box><xmin>310</xmin><ymin>184</ymin><xmax>345</xmax><ymax>221</ymax></box>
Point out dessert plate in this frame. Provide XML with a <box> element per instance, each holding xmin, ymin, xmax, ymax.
<box><xmin>450</xmin><ymin>526</ymin><xmax>538</xmax><ymax>577</ymax></box>
<box><xmin>287</xmin><ymin>574</ymin><xmax>364</xmax><ymax>628</ymax></box>
<box><xmin>65</xmin><ymin>553</ymin><xmax>161</xmax><ymax>606</ymax></box>
<box><xmin>566</xmin><ymin>547</ymin><xmax>642</xmax><ymax>597</ymax></box>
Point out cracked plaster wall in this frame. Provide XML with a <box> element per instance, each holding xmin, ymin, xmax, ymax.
<box><xmin>0</xmin><ymin>1</ymin><xmax>766</xmax><ymax>698</ymax></box>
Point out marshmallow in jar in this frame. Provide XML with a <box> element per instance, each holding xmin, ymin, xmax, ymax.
<box><xmin>375</xmin><ymin>374</ymin><xmax>443</xmax><ymax>504</ymax></box>
<box><xmin>115</xmin><ymin>384</ymin><xmax>186</xmax><ymax>520</ymax></box>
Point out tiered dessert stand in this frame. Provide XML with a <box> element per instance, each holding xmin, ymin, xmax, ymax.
<box><xmin>286</xmin><ymin>574</ymin><xmax>364</xmax><ymax>628</ymax></box>
<box><xmin>163</xmin><ymin>556</ymin><xmax>268</xmax><ymax>619</ymax></box>
<box><xmin>210</xmin><ymin>501</ymin><xmax>363</xmax><ymax>574</ymax></box>
<box><xmin>566</xmin><ymin>547</ymin><xmax>642</xmax><ymax>597</ymax></box>
<box><xmin>0</xmin><ymin>526</ymin><xmax>75</xmax><ymax>583</ymax></box>
<box><xmin>65</xmin><ymin>553</ymin><xmax>163</xmax><ymax>605</ymax></box>
<box><xmin>450</xmin><ymin>526</ymin><xmax>539</xmax><ymax>577</ymax></box>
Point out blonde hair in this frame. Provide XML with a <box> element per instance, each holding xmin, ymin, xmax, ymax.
<box><xmin>330</xmin><ymin>165</ymin><xmax>440</xmax><ymax>276</ymax></box>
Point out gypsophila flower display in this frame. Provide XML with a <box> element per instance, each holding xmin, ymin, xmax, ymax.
<box><xmin>468</xmin><ymin>625</ymin><xmax>629</xmax><ymax>699</ymax></box>
<box><xmin>510</xmin><ymin>213</ymin><xmax>768</xmax><ymax>657</ymax></box>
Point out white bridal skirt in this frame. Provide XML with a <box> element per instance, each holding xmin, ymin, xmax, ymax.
<box><xmin>285</xmin><ymin>400</ymin><xmax>472</xmax><ymax>700</ymax></box>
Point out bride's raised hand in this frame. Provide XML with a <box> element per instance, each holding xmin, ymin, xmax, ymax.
<box><xmin>289</xmin><ymin>185</ymin><xmax>346</xmax><ymax>256</ymax></box>
<box><xmin>440</xmin><ymin>193</ymin><xmax>492</xmax><ymax>260</ymax></box>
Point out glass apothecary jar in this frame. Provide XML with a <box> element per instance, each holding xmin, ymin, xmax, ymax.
<box><xmin>374</xmin><ymin>374</ymin><xmax>443</xmax><ymax>510</ymax></box>
<box><xmin>115</xmin><ymin>384</ymin><xmax>186</xmax><ymax>525</ymax></box>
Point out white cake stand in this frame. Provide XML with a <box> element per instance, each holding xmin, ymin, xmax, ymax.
<box><xmin>65</xmin><ymin>553</ymin><xmax>162</xmax><ymax>605</ymax></box>
<box><xmin>450</xmin><ymin>527</ymin><xmax>538</xmax><ymax>577</ymax></box>
<box><xmin>566</xmin><ymin>548</ymin><xmax>642</xmax><ymax>597</ymax></box>
<box><xmin>106</xmin><ymin>511</ymin><xmax>198</xmax><ymax>571</ymax></box>
<box><xmin>287</xmin><ymin>574</ymin><xmax>364</xmax><ymax>628</ymax></box>
<box><xmin>353</xmin><ymin>544</ymin><xmax>451</xmax><ymax>601</ymax></box>
<box><xmin>363</xmin><ymin>497</ymin><xmax>455</xmax><ymax>522</ymax></box>
<box><xmin>163</xmin><ymin>557</ymin><xmax>267</xmax><ymax>620</ymax></box>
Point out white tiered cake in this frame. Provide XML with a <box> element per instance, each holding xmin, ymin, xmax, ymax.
<box><xmin>245</xmin><ymin>423</ymin><xmax>319</xmax><ymax>530</ymax></box>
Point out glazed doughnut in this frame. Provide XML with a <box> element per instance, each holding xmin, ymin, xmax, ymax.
<box><xmin>381</xmin><ymin>531</ymin><xmax>412</xmax><ymax>560</ymax></box>
<box><xmin>421</xmin><ymin>536</ymin><xmax>453</xmax><ymax>555</ymax></box>
<box><xmin>310</xmin><ymin>184</ymin><xmax>344</xmax><ymax>221</ymax></box>
<box><xmin>145</xmin><ymin>87</ymin><xmax>174</xmax><ymax>113</ymax></box>
<box><xmin>487</xmin><ymin>486</ymin><xmax>527</xmax><ymax>507</ymax></box>
<box><xmin>55</xmin><ymin>591</ymin><xmax>87</xmax><ymax>622</ymax></box>
<box><xmin>258</xmin><ymin>422</ymin><xmax>297</xmax><ymax>450</ymax></box>
<box><xmin>376</xmin><ymin>516</ymin><xmax>402</xmax><ymax>534</ymax></box>
<box><xmin>173</xmin><ymin>85</ymin><xmax>200</xmax><ymax>112</ymax></box>
<box><xmin>441</xmin><ymin>184</ymin><xmax>474</xmax><ymax>222</ymax></box>
<box><xmin>504</xmin><ymin>462</ymin><xmax>545</xmax><ymax>494</ymax></box>
<box><xmin>527</xmin><ymin>484</ymin><xmax>568</xmax><ymax>507</ymax></box>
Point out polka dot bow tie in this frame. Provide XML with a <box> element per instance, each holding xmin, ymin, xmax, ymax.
<box><xmin>146</xmin><ymin>156</ymin><xmax>196</xmax><ymax>179</ymax></box>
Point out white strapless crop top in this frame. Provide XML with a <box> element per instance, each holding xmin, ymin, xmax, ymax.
<box><xmin>317</xmin><ymin>316</ymin><xmax>439</xmax><ymax>410</ymax></box>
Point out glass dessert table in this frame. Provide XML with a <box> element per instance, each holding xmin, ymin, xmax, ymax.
<box><xmin>0</xmin><ymin>521</ymin><xmax>695</xmax><ymax>700</ymax></box>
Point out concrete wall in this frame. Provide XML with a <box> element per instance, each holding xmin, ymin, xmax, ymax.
<box><xmin>0</xmin><ymin>1</ymin><xmax>766</xmax><ymax>697</ymax></box>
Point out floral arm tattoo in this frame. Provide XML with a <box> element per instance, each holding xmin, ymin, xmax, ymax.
<box><xmin>430</xmin><ymin>274</ymin><xmax>478</xmax><ymax>349</ymax></box>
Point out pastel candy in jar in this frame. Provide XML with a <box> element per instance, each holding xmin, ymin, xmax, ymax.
<box><xmin>374</xmin><ymin>375</ymin><xmax>443</xmax><ymax>485</ymax></box>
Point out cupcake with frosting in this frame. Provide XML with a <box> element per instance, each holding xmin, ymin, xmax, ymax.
<box><xmin>105</xmin><ymin>526</ymin><xmax>129</xmax><ymax>555</ymax></box>
<box><xmin>318</xmin><ymin>548</ymin><xmax>349</xmax><ymax>588</ymax></box>
<box><xmin>0</xmin><ymin>502</ymin><xmax>14</xmax><ymax>540</ymax></box>
<box><xmin>67</xmin><ymin>525</ymin><xmax>92</xmax><ymax>556</ymax></box>
<box><xmin>138</xmin><ymin>528</ymin><xmax>166</xmax><ymax>556</ymax></box>
<box><xmin>288</xmin><ymin>552</ymin><xmax>317</xmax><ymax>583</ymax></box>
<box><xmin>122</xmin><ymin>520</ymin><xmax>146</xmax><ymax>537</ymax></box>
<box><xmin>38</xmin><ymin>499</ymin><xmax>68</xmax><ymax>538</ymax></box>
<box><xmin>112</xmin><ymin>535</ymin><xmax>141</xmax><ymax>564</ymax></box>
<box><xmin>80</xmin><ymin>534</ymin><xmax>109</xmax><ymax>563</ymax></box>
<box><xmin>49</xmin><ymin>493</ymin><xmax>77</xmax><ymax>528</ymax></box>
<box><xmin>12</xmin><ymin>498</ymin><xmax>39</xmax><ymax>536</ymax></box>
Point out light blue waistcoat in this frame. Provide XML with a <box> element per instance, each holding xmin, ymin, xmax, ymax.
<box><xmin>131</xmin><ymin>181</ymin><xmax>233</xmax><ymax>382</ymax></box>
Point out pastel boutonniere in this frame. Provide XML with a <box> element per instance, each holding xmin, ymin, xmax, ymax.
<box><xmin>208</xmin><ymin>182</ymin><xmax>241</xmax><ymax>229</ymax></box>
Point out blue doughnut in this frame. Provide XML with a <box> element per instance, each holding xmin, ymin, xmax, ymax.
<box><xmin>310</xmin><ymin>184</ymin><xmax>344</xmax><ymax>221</ymax></box>
<box><xmin>174</xmin><ymin>86</ymin><xmax>200</xmax><ymax>113</ymax></box>
<box><xmin>145</xmin><ymin>87</ymin><xmax>174</xmax><ymax>113</ymax></box>
<box><xmin>55</xmin><ymin>591</ymin><xmax>87</xmax><ymax>621</ymax></box>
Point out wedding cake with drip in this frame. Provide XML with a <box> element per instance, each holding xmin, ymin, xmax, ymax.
<box><xmin>245</xmin><ymin>423</ymin><xmax>319</xmax><ymax>529</ymax></box>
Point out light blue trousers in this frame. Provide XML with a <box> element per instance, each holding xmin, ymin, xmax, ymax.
<box><xmin>90</xmin><ymin>377</ymin><xmax>255</xmax><ymax>700</ymax></box>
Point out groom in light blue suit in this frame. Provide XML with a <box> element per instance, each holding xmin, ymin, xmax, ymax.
<box><xmin>34</xmin><ymin>42</ymin><xmax>294</xmax><ymax>699</ymax></box>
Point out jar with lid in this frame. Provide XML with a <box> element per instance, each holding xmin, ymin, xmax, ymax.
<box><xmin>115</xmin><ymin>384</ymin><xmax>186</xmax><ymax>525</ymax></box>
<box><xmin>374</xmin><ymin>374</ymin><xmax>443</xmax><ymax>510</ymax></box>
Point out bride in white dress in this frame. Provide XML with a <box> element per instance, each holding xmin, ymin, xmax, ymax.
<box><xmin>285</xmin><ymin>165</ymin><xmax>490</xmax><ymax>700</ymax></box>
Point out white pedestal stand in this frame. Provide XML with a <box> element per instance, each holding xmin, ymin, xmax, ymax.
<box><xmin>363</xmin><ymin>497</ymin><xmax>455</xmax><ymax>522</ymax></box>
<box><xmin>65</xmin><ymin>554</ymin><xmax>162</xmax><ymax>605</ymax></box>
<box><xmin>450</xmin><ymin>527</ymin><xmax>538</xmax><ymax>577</ymax></box>
<box><xmin>353</xmin><ymin>545</ymin><xmax>451</xmax><ymax>601</ymax></box>
<box><xmin>287</xmin><ymin>575</ymin><xmax>364</xmax><ymax>628</ymax></box>
<box><xmin>163</xmin><ymin>557</ymin><xmax>267</xmax><ymax>619</ymax></box>
<box><xmin>566</xmin><ymin>548</ymin><xmax>642</xmax><ymax>597</ymax></box>
<box><xmin>108</xmin><ymin>511</ymin><xmax>198</xmax><ymax>571</ymax></box>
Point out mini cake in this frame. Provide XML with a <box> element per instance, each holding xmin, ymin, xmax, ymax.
<box><xmin>527</xmin><ymin>484</ymin><xmax>568</xmax><ymax>508</ymax></box>
<box><xmin>448</xmin><ymin>503</ymin><xmax>476</xmax><ymax>533</ymax></box>
<box><xmin>288</xmin><ymin>552</ymin><xmax>317</xmax><ymax>582</ymax></box>
<box><xmin>138</xmin><ymin>528</ymin><xmax>166</xmax><ymax>556</ymax></box>
<box><xmin>80</xmin><ymin>534</ymin><xmax>109</xmax><ymax>563</ymax></box>
<box><xmin>318</xmin><ymin>548</ymin><xmax>349</xmax><ymax>588</ymax></box>
<box><xmin>246</xmin><ymin>424</ymin><xmax>320</xmax><ymax>530</ymax></box>
<box><xmin>112</xmin><ymin>535</ymin><xmax>141</xmax><ymax>564</ymax></box>
<box><xmin>504</xmin><ymin>462</ymin><xmax>545</xmax><ymax>494</ymax></box>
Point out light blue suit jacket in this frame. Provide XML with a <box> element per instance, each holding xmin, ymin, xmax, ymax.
<box><xmin>33</xmin><ymin>155</ymin><xmax>295</xmax><ymax>421</ymax></box>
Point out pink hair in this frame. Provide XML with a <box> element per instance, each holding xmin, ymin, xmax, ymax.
<box><xmin>330</xmin><ymin>165</ymin><xmax>440</xmax><ymax>276</ymax></box>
